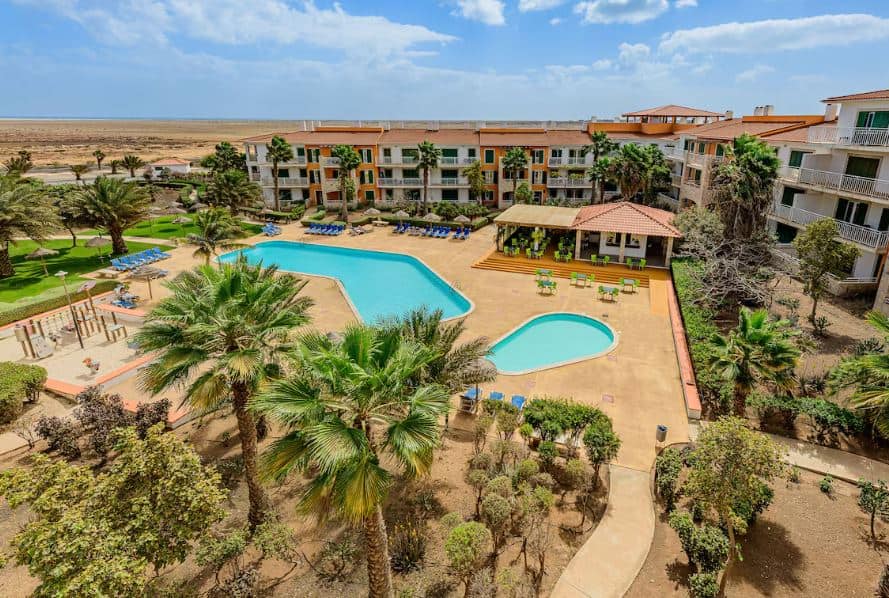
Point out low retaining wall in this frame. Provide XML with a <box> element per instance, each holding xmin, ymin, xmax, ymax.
<box><xmin>665</xmin><ymin>278</ymin><xmax>702</xmax><ymax>420</ymax></box>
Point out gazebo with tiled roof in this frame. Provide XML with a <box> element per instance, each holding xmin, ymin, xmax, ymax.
<box><xmin>571</xmin><ymin>202</ymin><xmax>681</xmax><ymax>266</ymax></box>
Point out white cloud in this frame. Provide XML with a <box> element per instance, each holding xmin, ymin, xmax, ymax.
<box><xmin>675</xmin><ymin>0</ymin><xmax>697</xmax><ymax>8</ymax></box>
<box><xmin>453</xmin><ymin>0</ymin><xmax>506</xmax><ymax>25</ymax></box>
<box><xmin>550</xmin><ymin>17</ymin><xmax>563</xmax><ymax>25</ymax></box>
<box><xmin>660</xmin><ymin>14</ymin><xmax>889</xmax><ymax>54</ymax></box>
<box><xmin>617</xmin><ymin>42</ymin><xmax>651</xmax><ymax>65</ymax></box>
<box><xmin>735</xmin><ymin>64</ymin><xmax>774</xmax><ymax>82</ymax></box>
<box><xmin>519</xmin><ymin>0</ymin><xmax>567</xmax><ymax>11</ymax></box>
<box><xmin>592</xmin><ymin>58</ymin><xmax>613</xmax><ymax>70</ymax></box>
<box><xmin>15</xmin><ymin>0</ymin><xmax>457</xmax><ymax>58</ymax></box>
<box><xmin>573</xmin><ymin>0</ymin><xmax>669</xmax><ymax>25</ymax></box>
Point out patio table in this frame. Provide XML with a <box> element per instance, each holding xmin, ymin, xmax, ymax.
<box><xmin>622</xmin><ymin>278</ymin><xmax>638</xmax><ymax>292</ymax></box>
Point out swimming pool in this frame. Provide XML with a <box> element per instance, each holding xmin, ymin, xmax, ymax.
<box><xmin>218</xmin><ymin>241</ymin><xmax>472</xmax><ymax>323</ymax></box>
<box><xmin>488</xmin><ymin>312</ymin><xmax>617</xmax><ymax>375</ymax></box>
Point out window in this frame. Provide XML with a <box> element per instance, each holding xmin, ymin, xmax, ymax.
<box><xmin>550</xmin><ymin>149</ymin><xmax>563</xmax><ymax>158</ymax></box>
<box><xmin>781</xmin><ymin>186</ymin><xmax>802</xmax><ymax>207</ymax></box>
<box><xmin>314</xmin><ymin>190</ymin><xmax>322</xmax><ymax>204</ymax></box>
<box><xmin>484</xmin><ymin>149</ymin><xmax>495</xmax><ymax>164</ymax></box>
<box><xmin>365</xmin><ymin>190</ymin><xmax>375</xmax><ymax>202</ymax></box>
<box><xmin>468</xmin><ymin>148</ymin><xmax>477</xmax><ymax>159</ymax></box>
<box><xmin>605</xmin><ymin>232</ymin><xmax>620</xmax><ymax>247</ymax></box>
<box><xmin>442</xmin><ymin>189</ymin><xmax>458</xmax><ymax>201</ymax></box>
<box><xmin>696</xmin><ymin>142</ymin><xmax>705</xmax><ymax>155</ymax></box>
<box><xmin>715</xmin><ymin>144</ymin><xmax>725</xmax><ymax>157</ymax></box>
<box><xmin>359</xmin><ymin>149</ymin><xmax>372</xmax><ymax>163</ymax></box>
<box><xmin>299</xmin><ymin>168</ymin><xmax>307</xmax><ymax>178</ymax></box>
<box><xmin>441</xmin><ymin>169</ymin><xmax>458</xmax><ymax>179</ymax></box>
<box><xmin>308</xmin><ymin>149</ymin><xmax>320</xmax><ymax>163</ymax></box>
<box><xmin>277</xmin><ymin>168</ymin><xmax>290</xmax><ymax>178</ymax></box>
<box><xmin>880</xmin><ymin>208</ymin><xmax>889</xmax><ymax>232</ymax></box>
<box><xmin>296</xmin><ymin>147</ymin><xmax>305</xmax><ymax>158</ymax></box>
<box><xmin>359</xmin><ymin>171</ymin><xmax>366</xmax><ymax>185</ymax></box>
<box><xmin>483</xmin><ymin>190</ymin><xmax>494</xmax><ymax>203</ymax></box>
<box><xmin>442</xmin><ymin>148</ymin><xmax>458</xmax><ymax>158</ymax></box>
<box><xmin>384</xmin><ymin>189</ymin><xmax>394</xmax><ymax>201</ymax></box>
<box><xmin>532</xmin><ymin>150</ymin><xmax>544</xmax><ymax>164</ymax></box>
<box><xmin>846</xmin><ymin>156</ymin><xmax>880</xmax><ymax>179</ymax></box>
<box><xmin>403</xmin><ymin>168</ymin><xmax>419</xmax><ymax>178</ymax></box>
<box><xmin>533</xmin><ymin>191</ymin><xmax>542</xmax><ymax>203</ymax></box>
<box><xmin>683</xmin><ymin>139</ymin><xmax>692</xmax><ymax>151</ymax></box>
<box><xmin>788</xmin><ymin>150</ymin><xmax>809</xmax><ymax>168</ymax></box>
<box><xmin>484</xmin><ymin>171</ymin><xmax>496</xmax><ymax>184</ymax></box>
<box><xmin>857</xmin><ymin>111</ymin><xmax>889</xmax><ymax>129</ymax></box>
<box><xmin>626</xmin><ymin>234</ymin><xmax>642</xmax><ymax>249</ymax></box>
<box><xmin>835</xmin><ymin>197</ymin><xmax>868</xmax><ymax>226</ymax></box>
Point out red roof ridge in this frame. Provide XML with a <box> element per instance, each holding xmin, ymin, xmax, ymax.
<box><xmin>822</xmin><ymin>89</ymin><xmax>889</xmax><ymax>103</ymax></box>
<box><xmin>573</xmin><ymin>201</ymin><xmax>681</xmax><ymax>238</ymax></box>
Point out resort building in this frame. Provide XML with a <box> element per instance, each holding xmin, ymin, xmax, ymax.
<box><xmin>241</xmin><ymin>109</ymin><xmax>714</xmax><ymax>212</ymax></box>
<box><xmin>149</xmin><ymin>157</ymin><xmax>191</xmax><ymax>176</ymax></box>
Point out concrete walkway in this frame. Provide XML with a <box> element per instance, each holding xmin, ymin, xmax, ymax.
<box><xmin>769</xmin><ymin>433</ymin><xmax>889</xmax><ymax>483</ymax></box>
<box><xmin>551</xmin><ymin>465</ymin><xmax>654</xmax><ymax>598</ymax></box>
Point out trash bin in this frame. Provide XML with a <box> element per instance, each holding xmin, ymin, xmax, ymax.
<box><xmin>656</xmin><ymin>425</ymin><xmax>668</xmax><ymax>443</ymax></box>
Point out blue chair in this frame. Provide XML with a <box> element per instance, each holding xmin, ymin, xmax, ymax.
<box><xmin>511</xmin><ymin>395</ymin><xmax>526</xmax><ymax>411</ymax></box>
<box><xmin>463</xmin><ymin>229</ymin><xmax>471</xmax><ymax>240</ymax></box>
<box><xmin>462</xmin><ymin>387</ymin><xmax>480</xmax><ymax>401</ymax></box>
<box><xmin>150</xmin><ymin>247</ymin><xmax>170</xmax><ymax>259</ymax></box>
<box><xmin>489</xmin><ymin>391</ymin><xmax>504</xmax><ymax>402</ymax></box>
<box><xmin>110</xmin><ymin>258</ymin><xmax>129</xmax><ymax>271</ymax></box>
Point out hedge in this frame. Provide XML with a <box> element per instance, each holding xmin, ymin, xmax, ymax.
<box><xmin>0</xmin><ymin>279</ymin><xmax>119</xmax><ymax>327</ymax></box>
<box><xmin>0</xmin><ymin>362</ymin><xmax>47</xmax><ymax>423</ymax></box>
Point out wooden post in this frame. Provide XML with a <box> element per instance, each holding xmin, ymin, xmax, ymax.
<box><xmin>100</xmin><ymin>315</ymin><xmax>111</xmax><ymax>342</ymax></box>
<box><xmin>618</xmin><ymin>233</ymin><xmax>627</xmax><ymax>263</ymax></box>
<box><xmin>665</xmin><ymin>237</ymin><xmax>674</xmax><ymax>267</ymax></box>
<box><xmin>575</xmin><ymin>229</ymin><xmax>582</xmax><ymax>260</ymax></box>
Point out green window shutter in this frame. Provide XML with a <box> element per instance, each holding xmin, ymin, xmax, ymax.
<box><xmin>835</xmin><ymin>198</ymin><xmax>849</xmax><ymax>220</ymax></box>
<box><xmin>368</xmin><ymin>171</ymin><xmax>374</xmax><ymax>184</ymax></box>
<box><xmin>485</xmin><ymin>149</ymin><xmax>495</xmax><ymax>163</ymax></box>
<box><xmin>296</xmin><ymin>147</ymin><xmax>305</xmax><ymax>157</ymax></box>
<box><xmin>780</xmin><ymin>186</ymin><xmax>799</xmax><ymax>206</ymax></box>
<box><xmin>880</xmin><ymin>208</ymin><xmax>889</xmax><ymax>232</ymax></box>
<box><xmin>788</xmin><ymin>151</ymin><xmax>806</xmax><ymax>168</ymax></box>
<box><xmin>441</xmin><ymin>148</ymin><xmax>458</xmax><ymax>158</ymax></box>
<box><xmin>857</xmin><ymin>112</ymin><xmax>871</xmax><ymax>127</ymax></box>
<box><xmin>874</xmin><ymin>112</ymin><xmax>889</xmax><ymax>129</ymax></box>
<box><xmin>846</xmin><ymin>156</ymin><xmax>879</xmax><ymax>178</ymax></box>
<box><xmin>365</xmin><ymin>190</ymin><xmax>374</xmax><ymax>202</ymax></box>
<box><xmin>715</xmin><ymin>144</ymin><xmax>724</xmax><ymax>157</ymax></box>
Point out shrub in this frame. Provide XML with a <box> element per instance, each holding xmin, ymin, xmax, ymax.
<box><xmin>853</xmin><ymin>337</ymin><xmax>885</xmax><ymax>356</ymax></box>
<box><xmin>34</xmin><ymin>415</ymin><xmax>81</xmax><ymax>459</ymax></box>
<box><xmin>692</xmin><ymin>525</ymin><xmax>729</xmax><ymax>573</ymax></box>
<box><xmin>253</xmin><ymin>520</ymin><xmax>299</xmax><ymax>564</ymax></box>
<box><xmin>135</xmin><ymin>399</ymin><xmax>170</xmax><ymax>438</ymax></box>
<box><xmin>439</xmin><ymin>512</ymin><xmax>463</xmax><ymax>531</ymax></box>
<box><xmin>689</xmin><ymin>572</ymin><xmax>719</xmax><ymax>598</ymax></box>
<box><xmin>0</xmin><ymin>362</ymin><xmax>47</xmax><ymax>424</ymax></box>
<box><xmin>655</xmin><ymin>448</ymin><xmax>683</xmax><ymax>510</ymax></box>
<box><xmin>788</xmin><ymin>466</ymin><xmax>801</xmax><ymax>484</ymax></box>
<box><xmin>469</xmin><ymin>452</ymin><xmax>493</xmax><ymax>473</ymax></box>
<box><xmin>797</xmin><ymin>397</ymin><xmax>864</xmax><ymax>436</ymax></box>
<box><xmin>518</xmin><ymin>423</ymin><xmax>534</xmax><ymax>446</ymax></box>
<box><xmin>668</xmin><ymin>510</ymin><xmax>696</xmax><ymax>560</ymax></box>
<box><xmin>444</xmin><ymin>522</ymin><xmax>491</xmax><ymax>594</ymax></box>
<box><xmin>583</xmin><ymin>418</ymin><xmax>620</xmax><ymax>483</ymax></box>
<box><xmin>529</xmin><ymin>472</ymin><xmax>555</xmax><ymax>490</ymax></box>
<box><xmin>812</xmin><ymin>315</ymin><xmax>831</xmax><ymax>337</ymax></box>
<box><xmin>732</xmin><ymin>481</ymin><xmax>774</xmax><ymax>526</ymax></box>
<box><xmin>390</xmin><ymin>520</ymin><xmax>428</xmax><ymax>573</ymax></box>
<box><xmin>72</xmin><ymin>387</ymin><xmax>132</xmax><ymax>459</ymax></box>
<box><xmin>748</xmin><ymin>393</ymin><xmax>799</xmax><ymax>430</ymax></box>
<box><xmin>220</xmin><ymin>567</ymin><xmax>258</xmax><ymax>598</ymax></box>
<box><xmin>485</xmin><ymin>475</ymin><xmax>513</xmax><ymax>499</ymax></box>
<box><xmin>877</xmin><ymin>564</ymin><xmax>889</xmax><ymax>598</ymax></box>
<box><xmin>537</xmin><ymin>441</ymin><xmax>557</xmax><ymax>469</ymax></box>
<box><xmin>316</xmin><ymin>534</ymin><xmax>360</xmax><ymax>583</ymax></box>
<box><xmin>515</xmin><ymin>458</ymin><xmax>540</xmax><ymax>483</ymax></box>
<box><xmin>820</xmin><ymin>475</ymin><xmax>834</xmax><ymax>495</ymax></box>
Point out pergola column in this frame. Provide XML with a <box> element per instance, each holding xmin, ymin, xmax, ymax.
<box><xmin>618</xmin><ymin>232</ymin><xmax>627</xmax><ymax>263</ymax></box>
<box><xmin>574</xmin><ymin>229</ymin><xmax>582</xmax><ymax>260</ymax></box>
<box><xmin>665</xmin><ymin>237</ymin><xmax>674</xmax><ymax>267</ymax></box>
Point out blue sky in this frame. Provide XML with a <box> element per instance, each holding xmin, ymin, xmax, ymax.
<box><xmin>2</xmin><ymin>0</ymin><xmax>889</xmax><ymax>119</ymax></box>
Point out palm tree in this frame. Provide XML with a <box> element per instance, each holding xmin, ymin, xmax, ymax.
<box><xmin>609</xmin><ymin>143</ymin><xmax>646</xmax><ymax>201</ymax></box>
<box><xmin>638</xmin><ymin>145</ymin><xmax>671</xmax><ymax>205</ymax></box>
<box><xmin>502</xmin><ymin>147</ymin><xmax>528</xmax><ymax>204</ymax></box>
<box><xmin>463</xmin><ymin>159</ymin><xmax>486</xmax><ymax>205</ymax></box>
<box><xmin>706</xmin><ymin>308</ymin><xmax>800</xmax><ymax>416</ymax></box>
<box><xmin>109</xmin><ymin>159</ymin><xmax>121</xmax><ymax>175</ymax></box>
<box><xmin>830</xmin><ymin>311</ymin><xmax>889</xmax><ymax>438</ymax></box>
<box><xmin>417</xmin><ymin>140</ymin><xmax>441</xmax><ymax>216</ymax></box>
<box><xmin>0</xmin><ymin>176</ymin><xmax>58</xmax><ymax>277</ymax></box>
<box><xmin>187</xmin><ymin>207</ymin><xmax>245</xmax><ymax>265</ymax></box>
<box><xmin>253</xmin><ymin>324</ymin><xmax>449</xmax><ymax>598</ymax></box>
<box><xmin>92</xmin><ymin>149</ymin><xmax>106</xmax><ymax>170</ymax></box>
<box><xmin>588</xmin><ymin>157</ymin><xmax>615</xmax><ymax>204</ymax></box>
<box><xmin>207</xmin><ymin>169</ymin><xmax>261</xmax><ymax>215</ymax></box>
<box><xmin>331</xmin><ymin>144</ymin><xmax>361</xmax><ymax>222</ymax></box>
<box><xmin>69</xmin><ymin>163</ymin><xmax>90</xmax><ymax>183</ymax></box>
<box><xmin>584</xmin><ymin>131</ymin><xmax>618</xmax><ymax>203</ymax></box>
<box><xmin>202</xmin><ymin>141</ymin><xmax>246</xmax><ymax>173</ymax></box>
<box><xmin>121</xmin><ymin>155</ymin><xmax>145</xmax><ymax>178</ymax></box>
<box><xmin>74</xmin><ymin>176</ymin><xmax>150</xmax><ymax>254</ymax></box>
<box><xmin>710</xmin><ymin>133</ymin><xmax>780</xmax><ymax>241</ymax></box>
<box><xmin>136</xmin><ymin>257</ymin><xmax>313</xmax><ymax>530</ymax></box>
<box><xmin>3</xmin><ymin>150</ymin><xmax>33</xmax><ymax>176</ymax></box>
<box><xmin>266</xmin><ymin>135</ymin><xmax>293</xmax><ymax>212</ymax></box>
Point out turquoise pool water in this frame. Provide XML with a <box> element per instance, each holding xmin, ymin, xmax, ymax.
<box><xmin>489</xmin><ymin>313</ymin><xmax>616</xmax><ymax>374</ymax></box>
<box><xmin>219</xmin><ymin>241</ymin><xmax>472</xmax><ymax>323</ymax></box>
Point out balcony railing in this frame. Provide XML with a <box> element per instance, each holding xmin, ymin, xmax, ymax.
<box><xmin>657</xmin><ymin>192</ymin><xmax>680</xmax><ymax>211</ymax></box>
<box><xmin>547</xmin><ymin>157</ymin><xmax>589</xmax><ymax>167</ymax></box>
<box><xmin>770</xmin><ymin>201</ymin><xmax>889</xmax><ymax>248</ymax></box>
<box><xmin>671</xmin><ymin>174</ymin><xmax>682</xmax><ymax>187</ymax></box>
<box><xmin>261</xmin><ymin>176</ymin><xmax>309</xmax><ymax>186</ymax></box>
<box><xmin>433</xmin><ymin>177</ymin><xmax>469</xmax><ymax>186</ymax></box>
<box><xmin>685</xmin><ymin>153</ymin><xmax>724</xmax><ymax>169</ymax></box>
<box><xmin>378</xmin><ymin>155</ymin><xmax>420</xmax><ymax>165</ymax></box>
<box><xmin>379</xmin><ymin>177</ymin><xmax>422</xmax><ymax>187</ymax></box>
<box><xmin>250</xmin><ymin>172</ymin><xmax>260</xmax><ymax>182</ymax></box>
<box><xmin>772</xmin><ymin>246</ymin><xmax>878</xmax><ymax>293</ymax></box>
<box><xmin>807</xmin><ymin>125</ymin><xmax>889</xmax><ymax>148</ymax></box>
<box><xmin>439</xmin><ymin>156</ymin><xmax>476</xmax><ymax>165</ymax></box>
<box><xmin>548</xmin><ymin>177</ymin><xmax>590</xmax><ymax>188</ymax></box>
<box><xmin>323</xmin><ymin>157</ymin><xmax>341</xmax><ymax>166</ymax></box>
<box><xmin>781</xmin><ymin>166</ymin><xmax>889</xmax><ymax>202</ymax></box>
<box><xmin>665</xmin><ymin>147</ymin><xmax>686</xmax><ymax>160</ymax></box>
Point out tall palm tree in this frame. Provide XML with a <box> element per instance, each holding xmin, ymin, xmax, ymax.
<box><xmin>588</xmin><ymin>156</ymin><xmax>615</xmax><ymax>204</ymax></box>
<box><xmin>0</xmin><ymin>176</ymin><xmax>58</xmax><ymax>277</ymax></box>
<box><xmin>109</xmin><ymin>159</ymin><xmax>121</xmax><ymax>175</ymax></box>
<box><xmin>463</xmin><ymin>159</ymin><xmax>486</xmax><ymax>205</ymax></box>
<box><xmin>136</xmin><ymin>257</ymin><xmax>313</xmax><ymax>530</ymax></box>
<box><xmin>74</xmin><ymin>176</ymin><xmax>150</xmax><ymax>254</ymax></box>
<box><xmin>638</xmin><ymin>145</ymin><xmax>671</xmax><ymax>205</ymax></box>
<box><xmin>706</xmin><ymin>308</ymin><xmax>800</xmax><ymax>416</ymax></box>
<box><xmin>3</xmin><ymin>150</ymin><xmax>33</xmax><ymax>176</ymax></box>
<box><xmin>584</xmin><ymin>131</ymin><xmax>618</xmax><ymax>203</ymax></box>
<box><xmin>120</xmin><ymin>155</ymin><xmax>145</xmax><ymax>178</ymax></box>
<box><xmin>710</xmin><ymin>133</ymin><xmax>780</xmax><ymax>241</ymax></box>
<box><xmin>92</xmin><ymin>149</ymin><xmax>106</xmax><ymax>170</ymax></box>
<box><xmin>266</xmin><ymin>136</ymin><xmax>293</xmax><ymax>212</ymax></box>
<box><xmin>69</xmin><ymin>163</ymin><xmax>90</xmax><ymax>183</ymax></box>
<box><xmin>417</xmin><ymin>140</ymin><xmax>441</xmax><ymax>216</ymax></box>
<box><xmin>331</xmin><ymin>144</ymin><xmax>361</xmax><ymax>222</ymax></box>
<box><xmin>502</xmin><ymin>147</ymin><xmax>528</xmax><ymax>204</ymax></box>
<box><xmin>203</xmin><ymin>141</ymin><xmax>246</xmax><ymax>174</ymax></box>
<box><xmin>609</xmin><ymin>143</ymin><xmax>646</xmax><ymax>201</ymax></box>
<box><xmin>830</xmin><ymin>311</ymin><xmax>889</xmax><ymax>438</ymax></box>
<box><xmin>207</xmin><ymin>169</ymin><xmax>261</xmax><ymax>215</ymax></box>
<box><xmin>187</xmin><ymin>207</ymin><xmax>245</xmax><ymax>265</ymax></box>
<box><xmin>253</xmin><ymin>324</ymin><xmax>449</xmax><ymax>598</ymax></box>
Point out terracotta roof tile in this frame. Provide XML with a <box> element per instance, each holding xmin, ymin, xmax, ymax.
<box><xmin>762</xmin><ymin>123</ymin><xmax>826</xmax><ymax>143</ymax></box>
<box><xmin>379</xmin><ymin>129</ymin><xmax>479</xmax><ymax>145</ymax></box>
<box><xmin>822</xmin><ymin>89</ymin><xmax>889</xmax><ymax>102</ymax></box>
<box><xmin>683</xmin><ymin>118</ymin><xmax>805</xmax><ymax>141</ymax></box>
<box><xmin>622</xmin><ymin>104</ymin><xmax>723</xmax><ymax>118</ymax></box>
<box><xmin>572</xmin><ymin>202</ymin><xmax>681</xmax><ymax>238</ymax></box>
<box><xmin>242</xmin><ymin>130</ymin><xmax>383</xmax><ymax>145</ymax></box>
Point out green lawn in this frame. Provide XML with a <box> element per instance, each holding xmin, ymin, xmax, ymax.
<box><xmin>82</xmin><ymin>215</ymin><xmax>263</xmax><ymax>240</ymax></box>
<box><xmin>0</xmin><ymin>239</ymin><xmax>171</xmax><ymax>306</ymax></box>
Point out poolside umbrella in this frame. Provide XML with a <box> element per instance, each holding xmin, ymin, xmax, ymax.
<box><xmin>425</xmin><ymin>213</ymin><xmax>442</xmax><ymax>222</ymax></box>
<box><xmin>363</xmin><ymin>207</ymin><xmax>381</xmax><ymax>216</ymax></box>
<box><xmin>26</xmin><ymin>247</ymin><xmax>58</xmax><ymax>276</ymax></box>
<box><xmin>128</xmin><ymin>265</ymin><xmax>168</xmax><ymax>300</ymax></box>
<box><xmin>394</xmin><ymin>210</ymin><xmax>410</xmax><ymax>219</ymax></box>
<box><xmin>85</xmin><ymin>236</ymin><xmax>111</xmax><ymax>260</ymax></box>
<box><xmin>454</xmin><ymin>214</ymin><xmax>471</xmax><ymax>223</ymax></box>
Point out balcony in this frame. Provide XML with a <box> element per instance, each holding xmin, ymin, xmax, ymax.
<box><xmin>781</xmin><ymin>166</ymin><xmax>889</xmax><ymax>202</ymax></box>
<box><xmin>685</xmin><ymin>153</ymin><xmax>724</xmax><ymax>169</ymax></box>
<box><xmin>671</xmin><ymin>174</ymin><xmax>682</xmax><ymax>187</ymax></box>
<box><xmin>261</xmin><ymin>176</ymin><xmax>309</xmax><ymax>186</ymax></box>
<box><xmin>770</xmin><ymin>201</ymin><xmax>889</xmax><ymax>249</ymax></box>
<box><xmin>772</xmin><ymin>246</ymin><xmax>878</xmax><ymax>295</ymax></box>
<box><xmin>807</xmin><ymin>125</ymin><xmax>889</xmax><ymax>148</ymax></box>
<box><xmin>250</xmin><ymin>172</ymin><xmax>260</xmax><ymax>182</ymax></box>
<box><xmin>379</xmin><ymin>177</ymin><xmax>422</xmax><ymax>187</ymax></box>
<box><xmin>378</xmin><ymin>156</ymin><xmax>419</xmax><ymax>166</ymax></box>
<box><xmin>439</xmin><ymin>156</ymin><xmax>476</xmax><ymax>165</ymax></box>
<box><xmin>547</xmin><ymin>157</ymin><xmax>589</xmax><ymax>167</ymax></box>
<box><xmin>323</xmin><ymin>157</ymin><xmax>341</xmax><ymax>166</ymax></box>
<box><xmin>548</xmin><ymin>177</ymin><xmax>591</xmax><ymax>188</ymax></box>
<box><xmin>665</xmin><ymin>147</ymin><xmax>686</xmax><ymax>160</ymax></box>
<box><xmin>657</xmin><ymin>192</ymin><xmax>680</xmax><ymax>212</ymax></box>
<box><xmin>432</xmin><ymin>177</ymin><xmax>469</xmax><ymax>187</ymax></box>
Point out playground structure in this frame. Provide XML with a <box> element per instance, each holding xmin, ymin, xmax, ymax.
<box><xmin>14</xmin><ymin>298</ymin><xmax>130</xmax><ymax>360</ymax></box>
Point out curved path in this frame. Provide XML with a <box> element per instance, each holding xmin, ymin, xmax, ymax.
<box><xmin>768</xmin><ymin>433</ymin><xmax>889</xmax><ymax>483</ymax></box>
<box><xmin>551</xmin><ymin>464</ymin><xmax>654</xmax><ymax>598</ymax></box>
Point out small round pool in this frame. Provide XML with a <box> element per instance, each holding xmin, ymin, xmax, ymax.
<box><xmin>488</xmin><ymin>312</ymin><xmax>617</xmax><ymax>375</ymax></box>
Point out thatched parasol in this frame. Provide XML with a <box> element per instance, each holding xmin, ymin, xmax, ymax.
<box><xmin>85</xmin><ymin>236</ymin><xmax>112</xmax><ymax>260</ymax></box>
<box><xmin>363</xmin><ymin>207</ymin><xmax>381</xmax><ymax>216</ymax></box>
<box><xmin>454</xmin><ymin>214</ymin><xmax>471</xmax><ymax>223</ymax></box>
<box><xmin>425</xmin><ymin>213</ymin><xmax>442</xmax><ymax>222</ymax></box>
<box><xmin>393</xmin><ymin>210</ymin><xmax>410</xmax><ymax>219</ymax></box>
<box><xmin>26</xmin><ymin>247</ymin><xmax>58</xmax><ymax>276</ymax></box>
<box><xmin>127</xmin><ymin>266</ymin><xmax>168</xmax><ymax>299</ymax></box>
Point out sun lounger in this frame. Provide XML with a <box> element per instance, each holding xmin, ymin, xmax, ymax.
<box><xmin>511</xmin><ymin>395</ymin><xmax>526</xmax><ymax>410</ymax></box>
<box><xmin>488</xmin><ymin>391</ymin><xmax>504</xmax><ymax>401</ymax></box>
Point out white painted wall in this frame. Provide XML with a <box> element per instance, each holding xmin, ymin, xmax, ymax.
<box><xmin>836</xmin><ymin>100</ymin><xmax>889</xmax><ymax>130</ymax></box>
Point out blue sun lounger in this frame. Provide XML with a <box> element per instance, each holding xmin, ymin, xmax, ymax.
<box><xmin>488</xmin><ymin>391</ymin><xmax>504</xmax><ymax>402</ymax></box>
<box><xmin>511</xmin><ymin>395</ymin><xmax>526</xmax><ymax>411</ymax></box>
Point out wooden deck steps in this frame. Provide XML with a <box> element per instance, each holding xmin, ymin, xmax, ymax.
<box><xmin>472</xmin><ymin>252</ymin><xmax>651</xmax><ymax>288</ymax></box>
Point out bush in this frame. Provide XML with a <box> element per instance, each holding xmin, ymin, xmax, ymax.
<box><xmin>72</xmin><ymin>387</ymin><xmax>132</xmax><ymax>459</ymax></box>
<box><xmin>689</xmin><ymin>572</ymin><xmax>719</xmax><ymax>598</ymax></box>
<box><xmin>820</xmin><ymin>475</ymin><xmax>834</xmax><ymax>495</ymax></box>
<box><xmin>515</xmin><ymin>458</ymin><xmax>540</xmax><ymax>483</ymax></box>
<box><xmin>440</xmin><ymin>512</ymin><xmax>463</xmax><ymax>531</ymax></box>
<box><xmin>732</xmin><ymin>481</ymin><xmax>774</xmax><ymax>526</ymax></box>
<box><xmin>655</xmin><ymin>448</ymin><xmax>683</xmax><ymax>510</ymax></box>
<box><xmin>853</xmin><ymin>337</ymin><xmax>885</xmax><ymax>356</ymax></box>
<box><xmin>537</xmin><ymin>441</ymin><xmax>557</xmax><ymax>469</ymax></box>
<box><xmin>316</xmin><ymin>534</ymin><xmax>360</xmax><ymax>583</ymax></box>
<box><xmin>812</xmin><ymin>315</ymin><xmax>831</xmax><ymax>337</ymax></box>
<box><xmin>0</xmin><ymin>280</ymin><xmax>119</xmax><ymax>327</ymax></box>
<box><xmin>0</xmin><ymin>362</ymin><xmax>47</xmax><ymax>423</ymax></box>
<box><xmin>135</xmin><ymin>399</ymin><xmax>170</xmax><ymax>438</ymax></box>
<box><xmin>692</xmin><ymin>525</ymin><xmax>729</xmax><ymax>573</ymax></box>
<box><xmin>798</xmin><ymin>397</ymin><xmax>864</xmax><ymax>436</ymax></box>
<box><xmin>748</xmin><ymin>393</ymin><xmax>799</xmax><ymax>429</ymax></box>
<box><xmin>583</xmin><ymin>417</ymin><xmax>620</xmax><ymax>483</ymax></box>
<box><xmin>444</xmin><ymin>522</ymin><xmax>491</xmax><ymax>591</ymax></box>
<box><xmin>390</xmin><ymin>520</ymin><xmax>428</xmax><ymax>573</ymax></box>
<box><xmin>668</xmin><ymin>510</ymin><xmax>696</xmax><ymax>560</ymax></box>
<box><xmin>34</xmin><ymin>415</ymin><xmax>81</xmax><ymax>459</ymax></box>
